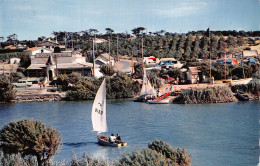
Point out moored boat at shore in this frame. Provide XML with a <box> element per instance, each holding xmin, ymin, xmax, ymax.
<box><xmin>147</xmin><ymin>92</ymin><xmax>171</xmax><ymax>104</ymax></box>
<box><xmin>236</xmin><ymin>90</ymin><xmax>250</xmax><ymax>101</ymax></box>
<box><xmin>133</xmin><ymin>69</ymin><xmax>156</xmax><ymax>102</ymax></box>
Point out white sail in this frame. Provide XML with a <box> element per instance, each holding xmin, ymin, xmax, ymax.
<box><xmin>140</xmin><ymin>70</ymin><xmax>148</xmax><ymax>95</ymax></box>
<box><xmin>147</xmin><ymin>80</ymin><xmax>156</xmax><ymax>96</ymax></box>
<box><xmin>91</xmin><ymin>79</ymin><xmax>108</xmax><ymax>133</ymax></box>
<box><xmin>140</xmin><ymin>69</ymin><xmax>156</xmax><ymax>96</ymax></box>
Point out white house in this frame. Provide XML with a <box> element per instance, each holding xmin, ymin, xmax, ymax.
<box><xmin>27</xmin><ymin>50</ymin><xmax>95</xmax><ymax>81</ymax></box>
<box><xmin>94</xmin><ymin>38</ymin><xmax>108</xmax><ymax>44</ymax></box>
<box><xmin>243</xmin><ymin>50</ymin><xmax>258</xmax><ymax>58</ymax></box>
<box><xmin>187</xmin><ymin>67</ymin><xmax>201</xmax><ymax>84</ymax></box>
<box><xmin>23</xmin><ymin>47</ymin><xmax>52</xmax><ymax>56</ymax></box>
<box><xmin>95</xmin><ymin>53</ymin><xmax>115</xmax><ymax>66</ymax></box>
<box><xmin>9</xmin><ymin>58</ymin><xmax>20</xmax><ymax>64</ymax></box>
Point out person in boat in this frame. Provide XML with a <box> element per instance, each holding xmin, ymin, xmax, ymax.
<box><xmin>116</xmin><ymin>133</ymin><xmax>121</xmax><ymax>141</ymax></box>
<box><xmin>115</xmin><ymin>133</ymin><xmax>122</xmax><ymax>143</ymax></box>
<box><xmin>109</xmin><ymin>133</ymin><xmax>116</xmax><ymax>143</ymax></box>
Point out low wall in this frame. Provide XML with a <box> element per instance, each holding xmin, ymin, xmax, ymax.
<box><xmin>12</xmin><ymin>94</ymin><xmax>63</xmax><ymax>102</ymax></box>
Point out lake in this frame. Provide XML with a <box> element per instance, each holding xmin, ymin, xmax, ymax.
<box><xmin>0</xmin><ymin>100</ymin><xmax>259</xmax><ymax>166</ymax></box>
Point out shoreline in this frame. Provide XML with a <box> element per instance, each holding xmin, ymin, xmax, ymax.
<box><xmin>9</xmin><ymin>78</ymin><xmax>259</xmax><ymax>103</ymax></box>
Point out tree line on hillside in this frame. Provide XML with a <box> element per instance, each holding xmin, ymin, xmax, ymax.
<box><xmin>1</xmin><ymin>29</ymin><xmax>260</xmax><ymax>60</ymax></box>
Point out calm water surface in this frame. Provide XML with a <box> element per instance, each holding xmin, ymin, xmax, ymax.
<box><xmin>0</xmin><ymin>100</ymin><xmax>259</xmax><ymax>166</ymax></box>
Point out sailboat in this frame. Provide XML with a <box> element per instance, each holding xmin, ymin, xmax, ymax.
<box><xmin>133</xmin><ymin>69</ymin><xmax>156</xmax><ymax>102</ymax></box>
<box><xmin>91</xmin><ymin>78</ymin><xmax>127</xmax><ymax>147</ymax></box>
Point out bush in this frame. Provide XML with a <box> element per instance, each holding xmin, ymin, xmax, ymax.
<box><xmin>65</xmin><ymin>72</ymin><xmax>139</xmax><ymax>101</ymax></box>
<box><xmin>10</xmin><ymin>72</ymin><xmax>25</xmax><ymax>82</ymax></box>
<box><xmin>0</xmin><ymin>151</ymin><xmax>38</xmax><ymax>166</ymax></box>
<box><xmin>0</xmin><ymin>119</ymin><xmax>62</xmax><ymax>166</ymax></box>
<box><xmin>116</xmin><ymin>140</ymin><xmax>191</xmax><ymax>166</ymax></box>
<box><xmin>100</xmin><ymin>64</ymin><xmax>116</xmax><ymax>76</ymax></box>
<box><xmin>0</xmin><ymin>74</ymin><xmax>15</xmax><ymax>102</ymax></box>
<box><xmin>173</xmin><ymin>86</ymin><xmax>237</xmax><ymax>104</ymax></box>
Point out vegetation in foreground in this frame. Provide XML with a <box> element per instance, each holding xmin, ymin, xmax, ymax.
<box><xmin>0</xmin><ymin>119</ymin><xmax>62</xmax><ymax>166</ymax></box>
<box><xmin>0</xmin><ymin>119</ymin><xmax>191</xmax><ymax>166</ymax></box>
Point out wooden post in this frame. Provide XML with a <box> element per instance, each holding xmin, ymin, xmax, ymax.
<box><xmin>117</xmin><ymin>35</ymin><xmax>119</xmax><ymax>62</ymax></box>
<box><xmin>93</xmin><ymin>39</ymin><xmax>95</xmax><ymax>77</ymax></box>
<box><xmin>142</xmin><ymin>37</ymin><xmax>144</xmax><ymax>77</ymax></box>
<box><xmin>242</xmin><ymin>51</ymin><xmax>245</xmax><ymax>79</ymax></box>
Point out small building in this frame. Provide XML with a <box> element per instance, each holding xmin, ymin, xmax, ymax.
<box><xmin>23</xmin><ymin>47</ymin><xmax>52</xmax><ymax>56</ymax></box>
<box><xmin>243</xmin><ymin>50</ymin><xmax>258</xmax><ymax>58</ymax></box>
<box><xmin>16</xmin><ymin>44</ymin><xmax>27</xmax><ymax>49</ymax></box>
<box><xmin>27</xmin><ymin>51</ymin><xmax>95</xmax><ymax>81</ymax></box>
<box><xmin>4</xmin><ymin>45</ymin><xmax>17</xmax><ymax>49</ymax></box>
<box><xmin>187</xmin><ymin>67</ymin><xmax>201</xmax><ymax>84</ymax></box>
<box><xmin>144</xmin><ymin>56</ymin><xmax>158</xmax><ymax>64</ymax></box>
<box><xmin>95</xmin><ymin>53</ymin><xmax>115</xmax><ymax>66</ymax></box>
<box><xmin>8</xmin><ymin>58</ymin><xmax>20</xmax><ymax>64</ymax></box>
<box><xmin>37</xmin><ymin>40</ymin><xmax>59</xmax><ymax>51</ymax></box>
<box><xmin>94</xmin><ymin>38</ymin><xmax>108</xmax><ymax>44</ymax></box>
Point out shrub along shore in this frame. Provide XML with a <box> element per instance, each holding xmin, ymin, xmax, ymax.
<box><xmin>1</xmin><ymin>72</ymin><xmax>259</xmax><ymax>104</ymax></box>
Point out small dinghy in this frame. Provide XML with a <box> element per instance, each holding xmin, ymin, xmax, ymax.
<box><xmin>92</xmin><ymin>78</ymin><xmax>127</xmax><ymax>147</ymax></box>
<box><xmin>236</xmin><ymin>90</ymin><xmax>250</xmax><ymax>101</ymax></box>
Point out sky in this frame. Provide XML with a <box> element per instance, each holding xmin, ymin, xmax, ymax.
<box><xmin>0</xmin><ymin>0</ymin><xmax>260</xmax><ymax>40</ymax></box>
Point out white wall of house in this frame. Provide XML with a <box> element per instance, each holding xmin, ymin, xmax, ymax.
<box><xmin>187</xmin><ymin>71</ymin><xmax>199</xmax><ymax>84</ymax></box>
<box><xmin>24</xmin><ymin>48</ymin><xmax>52</xmax><ymax>56</ymax></box>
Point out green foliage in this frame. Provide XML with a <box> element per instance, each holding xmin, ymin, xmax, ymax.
<box><xmin>100</xmin><ymin>64</ymin><xmax>116</xmax><ymax>76</ymax></box>
<box><xmin>231</xmin><ymin>64</ymin><xmax>252</xmax><ymax>79</ymax></box>
<box><xmin>66</xmin><ymin>78</ymin><xmax>99</xmax><ymax>100</ymax></box>
<box><xmin>10</xmin><ymin>72</ymin><xmax>25</xmax><ymax>82</ymax></box>
<box><xmin>106</xmin><ymin>72</ymin><xmax>137</xmax><ymax>98</ymax></box>
<box><xmin>68</xmin><ymin>153</ymin><xmax>109</xmax><ymax>166</ymax></box>
<box><xmin>68</xmin><ymin>72</ymin><xmax>81</xmax><ymax>84</ymax></box>
<box><xmin>116</xmin><ymin>140</ymin><xmax>191</xmax><ymax>166</ymax></box>
<box><xmin>148</xmin><ymin>140</ymin><xmax>191</xmax><ymax>165</ymax></box>
<box><xmin>0</xmin><ymin>74</ymin><xmax>15</xmax><ymax>102</ymax></box>
<box><xmin>19</xmin><ymin>54</ymin><xmax>31</xmax><ymax>68</ymax></box>
<box><xmin>65</xmin><ymin>73</ymin><xmax>139</xmax><ymax>101</ymax></box>
<box><xmin>173</xmin><ymin>86</ymin><xmax>236</xmax><ymax>104</ymax></box>
<box><xmin>0</xmin><ymin>151</ymin><xmax>37</xmax><ymax>166</ymax></box>
<box><xmin>0</xmin><ymin>52</ymin><xmax>24</xmax><ymax>61</ymax></box>
<box><xmin>0</xmin><ymin>119</ymin><xmax>62</xmax><ymax>166</ymax></box>
<box><xmin>56</xmin><ymin>74</ymin><xmax>69</xmax><ymax>90</ymax></box>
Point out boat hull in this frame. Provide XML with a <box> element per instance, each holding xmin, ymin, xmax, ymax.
<box><xmin>236</xmin><ymin>91</ymin><xmax>250</xmax><ymax>101</ymax></box>
<box><xmin>97</xmin><ymin>136</ymin><xmax>127</xmax><ymax>147</ymax></box>
<box><xmin>147</xmin><ymin>99</ymin><xmax>170</xmax><ymax>104</ymax></box>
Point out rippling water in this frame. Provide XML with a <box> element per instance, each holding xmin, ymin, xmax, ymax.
<box><xmin>0</xmin><ymin>100</ymin><xmax>259</xmax><ymax>166</ymax></box>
